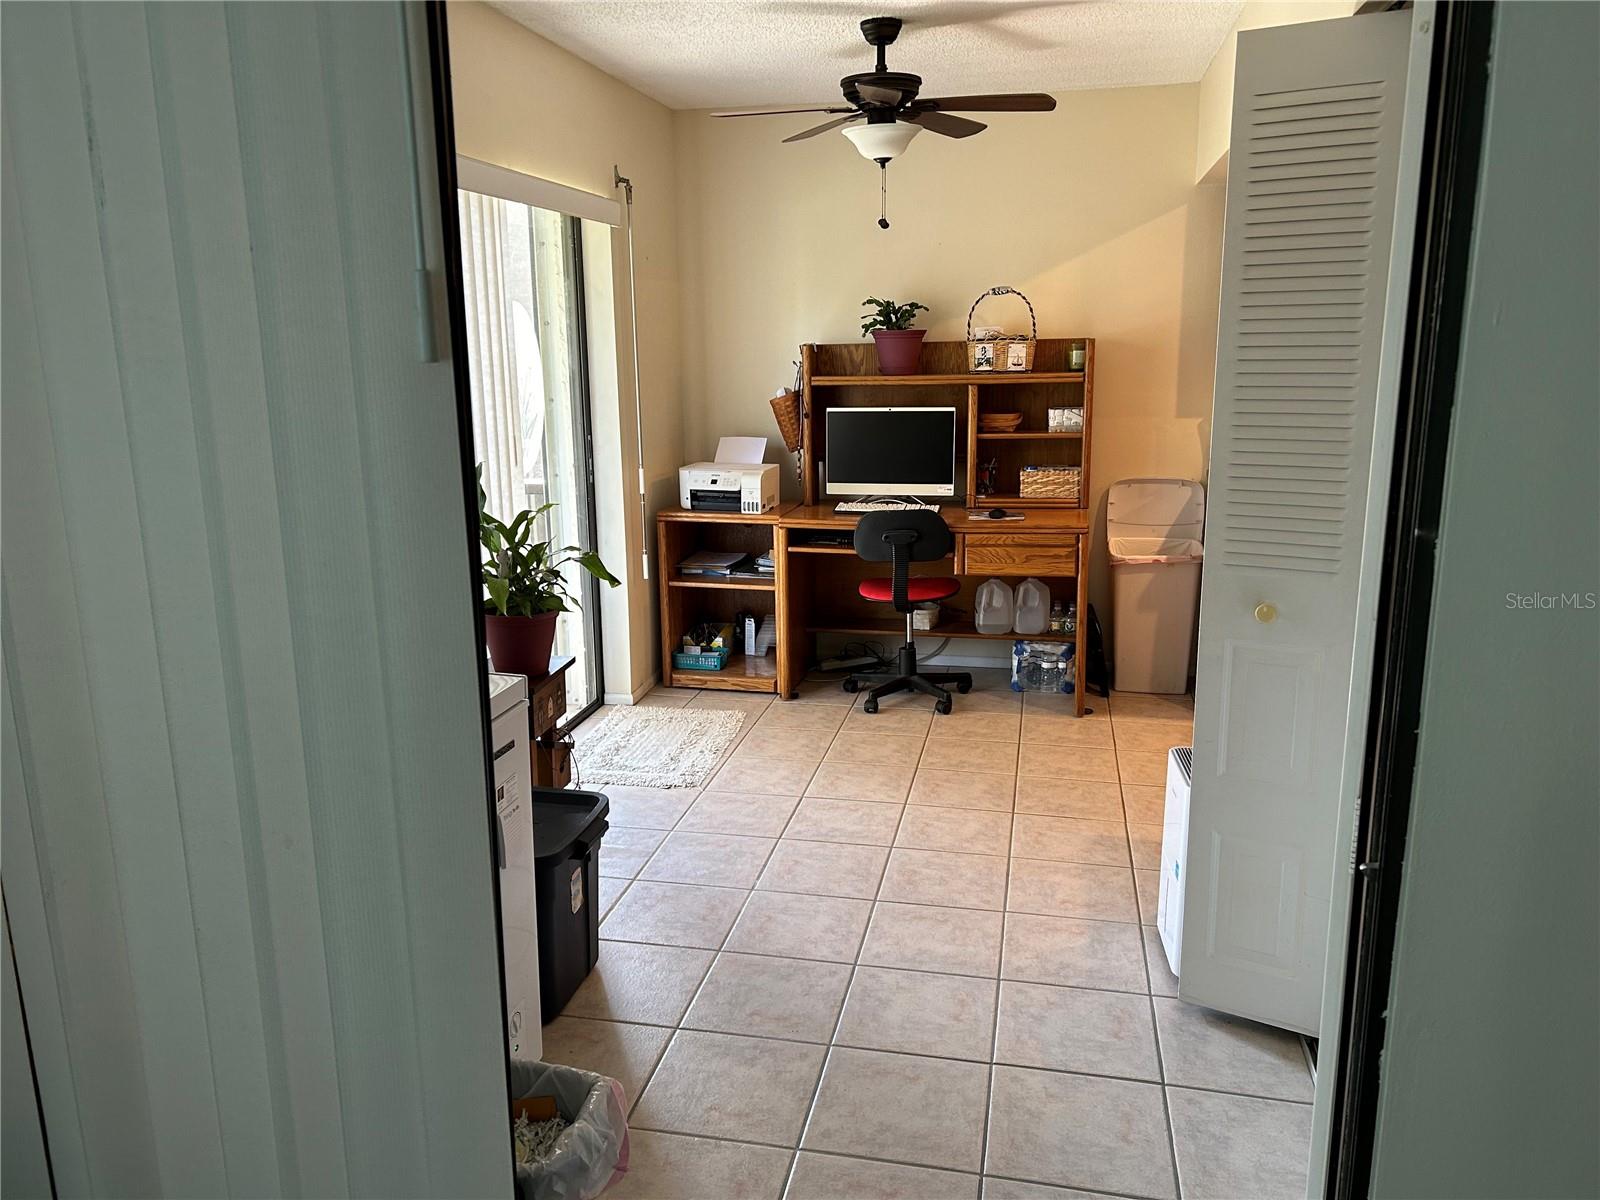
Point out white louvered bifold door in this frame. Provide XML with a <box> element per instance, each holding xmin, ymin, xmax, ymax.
<box><xmin>1182</xmin><ymin>10</ymin><xmax>1416</xmax><ymax>1036</ymax></box>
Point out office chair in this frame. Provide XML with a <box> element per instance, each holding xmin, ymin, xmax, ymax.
<box><xmin>844</xmin><ymin>510</ymin><xmax>972</xmax><ymax>714</ymax></box>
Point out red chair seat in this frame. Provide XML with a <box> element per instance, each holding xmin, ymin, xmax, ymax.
<box><xmin>858</xmin><ymin>576</ymin><xmax>961</xmax><ymax>603</ymax></box>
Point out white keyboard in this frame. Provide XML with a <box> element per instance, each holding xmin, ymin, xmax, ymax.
<box><xmin>833</xmin><ymin>499</ymin><xmax>941</xmax><ymax>514</ymax></box>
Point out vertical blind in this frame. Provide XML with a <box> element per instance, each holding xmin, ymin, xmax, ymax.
<box><xmin>459</xmin><ymin>190</ymin><xmax>526</xmax><ymax>523</ymax></box>
<box><xmin>1</xmin><ymin>4</ymin><xmax>508</xmax><ymax>1196</ymax></box>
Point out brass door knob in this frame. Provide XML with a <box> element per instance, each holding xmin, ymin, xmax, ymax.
<box><xmin>1254</xmin><ymin>602</ymin><xmax>1278</xmax><ymax>624</ymax></box>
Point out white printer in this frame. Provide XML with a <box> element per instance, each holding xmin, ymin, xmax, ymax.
<box><xmin>679</xmin><ymin>436</ymin><xmax>779</xmax><ymax>515</ymax></box>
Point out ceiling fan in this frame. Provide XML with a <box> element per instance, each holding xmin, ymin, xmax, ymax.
<box><xmin>713</xmin><ymin>15</ymin><xmax>1057</xmax><ymax>228</ymax></box>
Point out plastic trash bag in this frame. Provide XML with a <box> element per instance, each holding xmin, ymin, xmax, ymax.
<box><xmin>510</xmin><ymin>1061</ymin><xmax>629</xmax><ymax>1200</ymax></box>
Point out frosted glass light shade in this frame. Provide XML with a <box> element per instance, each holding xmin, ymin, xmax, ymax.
<box><xmin>843</xmin><ymin>121</ymin><xmax>922</xmax><ymax>161</ymax></box>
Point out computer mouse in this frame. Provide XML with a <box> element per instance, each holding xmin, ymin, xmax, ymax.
<box><xmin>988</xmin><ymin>507</ymin><xmax>1009</xmax><ymax>519</ymax></box>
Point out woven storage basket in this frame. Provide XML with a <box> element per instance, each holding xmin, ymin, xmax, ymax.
<box><xmin>769</xmin><ymin>388</ymin><xmax>803</xmax><ymax>453</ymax></box>
<box><xmin>966</xmin><ymin>286</ymin><xmax>1037</xmax><ymax>372</ymax></box>
<box><xmin>1019</xmin><ymin>465</ymin><xmax>1081</xmax><ymax>500</ymax></box>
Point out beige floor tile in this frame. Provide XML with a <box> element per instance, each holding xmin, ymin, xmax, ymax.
<box><xmin>982</xmin><ymin>1178</ymin><xmax>1105</xmax><ymax>1199</ymax></box>
<box><xmin>842</xmin><ymin>705</ymin><xmax>935</xmax><ymax>737</ymax></box>
<box><xmin>1013</xmin><ymin>777</ymin><xmax>1123</xmax><ymax>821</ymax></box>
<box><xmin>757</xmin><ymin>839</ymin><xmax>888</xmax><ymax>899</ymax></box>
<box><xmin>601</xmin><ymin>786</ymin><xmax>698</xmax><ymax>830</ymax></box>
<box><xmin>804</xmin><ymin>759</ymin><xmax>917</xmax><ymax>803</ymax></box>
<box><xmin>596</xmin><ymin>875</ymin><xmax>628</xmax><ymax>920</ymax></box>
<box><xmin>604</xmin><ymin>1130</ymin><xmax>792</xmax><ymax>1200</ymax></box>
<box><xmin>1024</xmin><ymin>689</ymin><xmax>1106</xmax><ymax>717</ymax></box>
<box><xmin>724</xmin><ymin>890</ymin><xmax>872</xmax><ymax>962</ymax></box>
<box><xmin>1112</xmin><ymin>719</ymin><xmax>1192</xmax><ymax>753</ymax></box>
<box><xmin>600</xmin><ymin>826</ymin><xmax>667</xmax><ymax>879</ymax></box>
<box><xmin>896</xmin><ymin>805</ymin><xmax>1013</xmax><ymax>856</ymax></box>
<box><xmin>964</xmin><ymin>667</ymin><xmax>1020</xmax><ymax>695</ymax></box>
<box><xmin>732</xmin><ymin>724</ymin><xmax>831</xmax><ymax>764</ymax></box>
<box><xmin>710</xmin><ymin>754</ymin><xmax>819</xmax><ymax>796</ymax></box>
<box><xmin>633</xmin><ymin>1029</ymin><xmax>824</xmax><ymax>1147</ymax></box>
<box><xmin>792</xmin><ymin>678</ymin><xmax>861</xmax><ymax>706</ymax></box>
<box><xmin>930</xmin><ymin>709</ymin><xmax>1022</xmax><ymax>742</ymax></box>
<box><xmin>601</xmin><ymin>881</ymin><xmax>748</xmax><ymax>950</ymax></box>
<box><xmin>861</xmin><ymin>902</ymin><xmax>1003</xmax><ymax>978</ymax></box>
<box><xmin>1110</xmin><ymin>690</ymin><xmax>1193</xmax><ymax>720</ymax></box>
<box><xmin>1017</xmin><ymin>744</ymin><xmax>1119</xmax><ymax>782</ymax></box>
<box><xmin>1001</xmin><ymin>912</ymin><xmax>1149</xmax><ymax>993</ymax></box>
<box><xmin>1121</xmin><ymin>784</ymin><xmax>1165</xmax><ymax>825</ymax></box>
<box><xmin>946</xmin><ymin>687</ymin><xmax>1023</xmax><ymax>713</ymax></box>
<box><xmin>783</xmin><ymin>796</ymin><xmax>905</xmax><ymax>845</ymax></box>
<box><xmin>994</xmin><ymin>982</ymin><xmax>1160</xmax><ymax>1080</ymax></box>
<box><xmin>919</xmin><ymin>737</ymin><xmax>1019</xmax><ymax>775</ymax></box>
<box><xmin>538</xmin><ymin>1016</ymin><xmax>671</xmax><ymax>1110</ymax></box>
<box><xmin>1128</xmin><ymin>822</ymin><xmax>1162</xmax><ymax>870</ymax></box>
<box><xmin>804</xmin><ymin>1047</ymin><xmax>990</xmax><ymax>1172</ymax></box>
<box><xmin>878</xmin><ymin>848</ymin><xmax>1008</xmax><ymax>911</ymax></box>
<box><xmin>640</xmin><ymin>831</ymin><xmax>776</xmax><ymax>888</ymax></box>
<box><xmin>681</xmin><ymin>951</ymin><xmax>852</xmax><ymax>1043</ymax></box>
<box><xmin>787</xmin><ymin>1152</ymin><xmax>980</xmax><ymax>1200</ymax></box>
<box><xmin>909</xmin><ymin>768</ymin><xmax>1015</xmax><ymax>812</ymax></box>
<box><xmin>1167</xmin><ymin>1087</ymin><xmax>1313</xmax><ymax>1200</ymax></box>
<box><xmin>564</xmin><ymin>940</ymin><xmax>713</xmax><ymax>1025</ymax></box>
<box><xmin>1152</xmin><ymin>998</ymin><xmax>1313</xmax><ymax>1102</ymax></box>
<box><xmin>754</xmin><ymin>702</ymin><xmax>849</xmax><ymax>732</ymax></box>
<box><xmin>636</xmin><ymin>687</ymin><xmax>696</xmax><ymax>708</ymax></box>
<box><xmin>687</xmin><ymin>689</ymin><xmax>774</xmax><ymax>713</ymax></box>
<box><xmin>1007</xmin><ymin>859</ymin><xmax>1140</xmax><ymax>924</ymax></box>
<box><xmin>1135</xmin><ymin>869</ymin><xmax>1160</xmax><ymax>925</ymax></box>
<box><xmin>1143</xmin><ymin>927</ymin><xmax>1179</xmax><ymax>998</ymax></box>
<box><xmin>826</xmin><ymin>731</ymin><xmax>927</xmax><ymax>768</ymax></box>
<box><xmin>677</xmin><ymin>791</ymin><xmax>800</xmax><ymax>838</ymax></box>
<box><xmin>1116</xmin><ymin>751</ymin><xmax>1168</xmax><ymax>786</ymax></box>
<box><xmin>987</xmin><ymin>1067</ymin><xmax>1176</xmax><ymax>1198</ymax></box>
<box><xmin>1011</xmin><ymin>815</ymin><xmax>1130</xmax><ymax>867</ymax></box>
<box><xmin>1020</xmin><ymin>710</ymin><xmax>1115</xmax><ymax>746</ymax></box>
<box><xmin>834</xmin><ymin>965</ymin><xmax>998</xmax><ymax>1062</ymax></box>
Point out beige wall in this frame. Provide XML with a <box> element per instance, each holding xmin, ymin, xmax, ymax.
<box><xmin>675</xmin><ymin>84</ymin><xmax>1225</xmax><ymax>625</ymax></box>
<box><xmin>448</xmin><ymin>1</ymin><xmax>681</xmax><ymax>699</ymax></box>
<box><xmin>1195</xmin><ymin>0</ymin><xmax>1363</xmax><ymax>181</ymax></box>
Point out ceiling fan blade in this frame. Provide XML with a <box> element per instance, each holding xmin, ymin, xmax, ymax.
<box><xmin>782</xmin><ymin>115</ymin><xmax>863</xmax><ymax>143</ymax></box>
<box><xmin>916</xmin><ymin>93</ymin><xmax>1057</xmax><ymax>113</ymax></box>
<box><xmin>712</xmin><ymin>106</ymin><xmax>855</xmax><ymax>118</ymax></box>
<box><xmin>854</xmin><ymin>83</ymin><xmax>905</xmax><ymax>107</ymax></box>
<box><xmin>905</xmin><ymin>110</ymin><xmax>987</xmax><ymax>139</ymax></box>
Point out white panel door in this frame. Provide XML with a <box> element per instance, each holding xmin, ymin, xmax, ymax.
<box><xmin>1182</xmin><ymin>10</ymin><xmax>1415</xmax><ymax>1036</ymax></box>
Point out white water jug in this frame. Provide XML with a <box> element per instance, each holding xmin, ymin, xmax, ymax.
<box><xmin>1013</xmin><ymin>578</ymin><xmax>1051</xmax><ymax>635</ymax></box>
<box><xmin>974</xmin><ymin>579</ymin><xmax>1015</xmax><ymax>635</ymax></box>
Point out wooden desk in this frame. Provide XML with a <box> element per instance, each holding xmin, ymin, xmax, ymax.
<box><xmin>776</xmin><ymin>505</ymin><xmax>1091</xmax><ymax>716</ymax></box>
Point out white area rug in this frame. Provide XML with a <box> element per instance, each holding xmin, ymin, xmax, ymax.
<box><xmin>575</xmin><ymin>706</ymin><xmax>745</xmax><ymax>789</ymax></box>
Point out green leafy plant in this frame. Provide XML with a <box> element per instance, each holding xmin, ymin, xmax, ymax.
<box><xmin>860</xmin><ymin>297</ymin><xmax>929</xmax><ymax>335</ymax></box>
<box><xmin>479</xmin><ymin>466</ymin><xmax>619</xmax><ymax>618</ymax></box>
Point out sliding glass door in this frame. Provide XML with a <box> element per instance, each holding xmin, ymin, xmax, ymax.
<box><xmin>458</xmin><ymin>192</ymin><xmax>602</xmax><ymax>721</ymax></box>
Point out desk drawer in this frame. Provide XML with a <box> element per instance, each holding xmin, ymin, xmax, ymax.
<box><xmin>961</xmin><ymin>533</ymin><xmax>1078</xmax><ymax>577</ymax></box>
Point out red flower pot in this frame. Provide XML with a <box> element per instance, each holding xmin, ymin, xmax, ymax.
<box><xmin>485</xmin><ymin>611</ymin><xmax>559</xmax><ymax>679</ymax></box>
<box><xmin>871</xmin><ymin>328</ymin><xmax>927</xmax><ymax>375</ymax></box>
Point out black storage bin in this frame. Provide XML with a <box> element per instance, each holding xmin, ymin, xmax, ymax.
<box><xmin>531</xmin><ymin>787</ymin><xmax>609</xmax><ymax>1023</ymax></box>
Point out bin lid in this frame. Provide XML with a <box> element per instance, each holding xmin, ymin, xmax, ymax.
<box><xmin>532</xmin><ymin>789</ymin><xmax>610</xmax><ymax>860</ymax></box>
<box><xmin>1109</xmin><ymin>535</ymin><xmax>1204</xmax><ymax>564</ymax></box>
<box><xmin>1106</xmin><ymin>479</ymin><xmax>1205</xmax><ymax>543</ymax></box>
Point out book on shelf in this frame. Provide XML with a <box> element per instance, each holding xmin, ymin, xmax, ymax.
<box><xmin>677</xmin><ymin>550</ymin><xmax>749</xmax><ymax>577</ymax></box>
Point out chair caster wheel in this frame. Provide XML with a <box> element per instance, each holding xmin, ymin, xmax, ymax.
<box><xmin>956</xmin><ymin>681</ymin><xmax>972</xmax><ymax>694</ymax></box>
<box><xmin>842</xmin><ymin>679</ymin><xmax>860</xmax><ymax>693</ymax></box>
<box><xmin>863</xmin><ymin>697</ymin><xmax>879</xmax><ymax>714</ymax></box>
<box><xmin>935</xmin><ymin>695</ymin><xmax>953</xmax><ymax>715</ymax></box>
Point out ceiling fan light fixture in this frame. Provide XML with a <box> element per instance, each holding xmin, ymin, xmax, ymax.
<box><xmin>842</xmin><ymin>120</ymin><xmax>921</xmax><ymax>163</ymax></box>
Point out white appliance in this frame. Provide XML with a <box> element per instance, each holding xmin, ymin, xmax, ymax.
<box><xmin>678</xmin><ymin>461</ymin><xmax>779</xmax><ymax>514</ymax></box>
<box><xmin>1157</xmin><ymin>745</ymin><xmax>1193</xmax><ymax>978</ymax></box>
<box><xmin>489</xmin><ymin>672</ymin><xmax>541</xmax><ymax>1061</ymax></box>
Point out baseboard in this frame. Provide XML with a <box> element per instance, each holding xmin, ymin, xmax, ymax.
<box><xmin>604</xmin><ymin>673</ymin><xmax>659</xmax><ymax>706</ymax></box>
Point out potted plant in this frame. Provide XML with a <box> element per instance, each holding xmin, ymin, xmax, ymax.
<box><xmin>861</xmin><ymin>296</ymin><xmax>929</xmax><ymax>375</ymax></box>
<box><xmin>479</xmin><ymin>467</ymin><xmax>620</xmax><ymax>679</ymax></box>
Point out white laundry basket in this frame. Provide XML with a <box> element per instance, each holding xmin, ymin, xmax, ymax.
<box><xmin>1108</xmin><ymin>479</ymin><xmax>1205</xmax><ymax>695</ymax></box>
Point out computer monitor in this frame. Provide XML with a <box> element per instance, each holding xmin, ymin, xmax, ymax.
<box><xmin>825</xmin><ymin>406</ymin><xmax>958</xmax><ymax>498</ymax></box>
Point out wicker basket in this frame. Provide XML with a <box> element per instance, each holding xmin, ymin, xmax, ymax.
<box><xmin>769</xmin><ymin>388</ymin><xmax>803</xmax><ymax>453</ymax></box>
<box><xmin>1019</xmin><ymin>465</ymin><xmax>1081</xmax><ymax>500</ymax></box>
<box><xmin>966</xmin><ymin>286</ymin><xmax>1037</xmax><ymax>372</ymax></box>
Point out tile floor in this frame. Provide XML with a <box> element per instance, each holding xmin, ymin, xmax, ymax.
<box><xmin>556</xmin><ymin>672</ymin><xmax>1314</xmax><ymax>1200</ymax></box>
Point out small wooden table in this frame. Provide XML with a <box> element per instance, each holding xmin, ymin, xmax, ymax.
<box><xmin>532</xmin><ymin>655</ymin><xmax>575</xmax><ymax>787</ymax></box>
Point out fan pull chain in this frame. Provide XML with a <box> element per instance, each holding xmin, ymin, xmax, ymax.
<box><xmin>878</xmin><ymin>162</ymin><xmax>890</xmax><ymax>230</ymax></box>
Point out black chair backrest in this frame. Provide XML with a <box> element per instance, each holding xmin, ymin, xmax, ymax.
<box><xmin>852</xmin><ymin>510</ymin><xmax>953</xmax><ymax>562</ymax></box>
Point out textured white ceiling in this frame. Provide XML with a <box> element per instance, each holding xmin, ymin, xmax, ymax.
<box><xmin>486</xmin><ymin>1</ymin><xmax>1245</xmax><ymax>110</ymax></box>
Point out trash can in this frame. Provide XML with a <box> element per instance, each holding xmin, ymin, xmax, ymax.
<box><xmin>532</xmin><ymin>788</ymin><xmax>609</xmax><ymax>1023</ymax></box>
<box><xmin>1108</xmin><ymin>479</ymin><xmax>1205</xmax><ymax>695</ymax></box>
<box><xmin>510</xmin><ymin>1060</ymin><xmax>629</xmax><ymax>1200</ymax></box>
